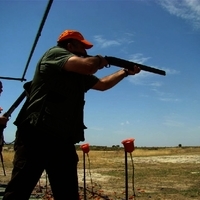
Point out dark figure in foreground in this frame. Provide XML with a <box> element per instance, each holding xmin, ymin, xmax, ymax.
<box><xmin>0</xmin><ymin>81</ymin><xmax>8</xmax><ymax>125</ymax></box>
<box><xmin>3</xmin><ymin>30</ymin><xmax>140</xmax><ymax>200</ymax></box>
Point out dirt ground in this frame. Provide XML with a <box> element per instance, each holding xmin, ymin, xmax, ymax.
<box><xmin>33</xmin><ymin>154</ymin><xmax>200</xmax><ymax>200</ymax></box>
<box><xmin>76</xmin><ymin>154</ymin><xmax>200</xmax><ymax>200</ymax></box>
<box><xmin>0</xmin><ymin>150</ymin><xmax>200</xmax><ymax>200</ymax></box>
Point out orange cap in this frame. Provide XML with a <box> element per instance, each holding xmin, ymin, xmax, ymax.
<box><xmin>57</xmin><ymin>30</ymin><xmax>93</xmax><ymax>49</ymax></box>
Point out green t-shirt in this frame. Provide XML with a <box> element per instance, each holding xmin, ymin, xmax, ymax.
<box><xmin>15</xmin><ymin>46</ymin><xmax>99</xmax><ymax>143</ymax></box>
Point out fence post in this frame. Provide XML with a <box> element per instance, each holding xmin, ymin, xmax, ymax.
<box><xmin>121</xmin><ymin>138</ymin><xmax>135</xmax><ymax>200</ymax></box>
<box><xmin>80</xmin><ymin>143</ymin><xmax>90</xmax><ymax>200</ymax></box>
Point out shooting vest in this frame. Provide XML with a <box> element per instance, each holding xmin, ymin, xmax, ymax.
<box><xmin>14</xmin><ymin>46</ymin><xmax>99</xmax><ymax>143</ymax></box>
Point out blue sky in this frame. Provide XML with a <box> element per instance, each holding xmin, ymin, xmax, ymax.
<box><xmin>0</xmin><ymin>0</ymin><xmax>200</xmax><ymax>147</ymax></box>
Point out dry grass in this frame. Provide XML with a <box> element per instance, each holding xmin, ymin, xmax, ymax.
<box><xmin>77</xmin><ymin>147</ymin><xmax>200</xmax><ymax>200</ymax></box>
<box><xmin>1</xmin><ymin>147</ymin><xmax>200</xmax><ymax>199</ymax></box>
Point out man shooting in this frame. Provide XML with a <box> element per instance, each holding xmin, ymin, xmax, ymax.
<box><xmin>3</xmin><ymin>30</ymin><xmax>140</xmax><ymax>200</ymax></box>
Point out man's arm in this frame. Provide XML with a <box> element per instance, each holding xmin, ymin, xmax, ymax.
<box><xmin>63</xmin><ymin>55</ymin><xmax>108</xmax><ymax>75</ymax></box>
<box><xmin>92</xmin><ymin>66</ymin><xmax>140</xmax><ymax>91</ymax></box>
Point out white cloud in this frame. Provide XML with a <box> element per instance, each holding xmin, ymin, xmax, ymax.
<box><xmin>129</xmin><ymin>53</ymin><xmax>151</xmax><ymax>64</ymax></box>
<box><xmin>126</xmin><ymin>53</ymin><xmax>179</xmax><ymax>88</ymax></box>
<box><xmin>94</xmin><ymin>35</ymin><xmax>121</xmax><ymax>48</ymax></box>
<box><xmin>164</xmin><ymin>68</ymin><xmax>180</xmax><ymax>75</ymax></box>
<box><xmin>93</xmin><ymin>32</ymin><xmax>135</xmax><ymax>49</ymax></box>
<box><xmin>128</xmin><ymin>68</ymin><xmax>163</xmax><ymax>87</ymax></box>
<box><xmin>151</xmin><ymin>88</ymin><xmax>180</xmax><ymax>102</ymax></box>
<box><xmin>163</xmin><ymin>119</ymin><xmax>184</xmax><ymax>127</ymax></box>
<box><xmin>120</xmin><ymin>121</ymin><xmax>130</xmax><ymax>126</ymax></box>
<box><xmin>159</xmin><ymin>98</ymin><xmax>180</xmax><ymax>102</ymax></box>
<box><xmin>159</xmin><ymin>0</ymin><xmax>200</xmax><ymax>30</ymax></box>
<box><xmin>126</xmin><ymin>53</ymin><xmax>158</xmax><ymax>85</ymax></box>
<box><xmin>163</xmin><ymin>112</ymin><xmax>185</xmax><ymax>127</ymax></box>
<box><xmin>150</xmin><ymin>81</ymin><xmax>163</xmax><ymax>87</ymax></box>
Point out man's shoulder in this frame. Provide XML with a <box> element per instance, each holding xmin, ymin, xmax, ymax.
<box><xmin>42</xmin><ymin>46</ymin><xmax>72</xmax><ymax>60</ymax></box>
<box><xmin>48</xmin><ymin>46</ymin><xmax>68</xmax><ymax>53</ymax></box>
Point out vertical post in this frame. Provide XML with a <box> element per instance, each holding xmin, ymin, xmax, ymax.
<box><xmin>83</xmin><ymin>152</ymin><xmax>86</xmax><ymax>200</ymax></box>
<box><xmin>124</xmin><ymin>150</ymin><xmax>128</xmax><ymax>200</ymax></box>
<box><xmin>80</xmin><ymin>143</ymin><xmax>90</xmax><ymax>200</ymax></box>
<box><xmin>121</xmin><ymin>138</ymin><xmax>135</xmax><ymax>200</ymax></box>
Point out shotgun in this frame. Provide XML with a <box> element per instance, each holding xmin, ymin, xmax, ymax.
<box><xmin>76</xmin><ymin>53</ymin><xmax>166</xmax><ymax>76</ymax></box>
<box><xmin>104</xmin><ymin>56</ymin><xmax>166</xmax><ymax>76</ymax></box>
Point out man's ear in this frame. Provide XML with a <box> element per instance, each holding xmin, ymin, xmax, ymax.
<box><xmin>66</xmin><ymin>42</ymin><xmax>74</xmax><ymax>51</ymax></box>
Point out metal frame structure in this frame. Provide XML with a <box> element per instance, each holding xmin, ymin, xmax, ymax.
<box><xmin>0</xmin><ymin>0</ymin><xmax>53</xmax><ymax>82</ymax></box>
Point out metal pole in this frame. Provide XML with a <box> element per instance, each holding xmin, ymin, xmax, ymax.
<box><xmin>21</xmin><ymin>0</ymin><xmax>54</xmax><ymax>81</ymax></box>
<box><xmin>125</xmin><ymin>150</ymin><xmax>128</xmax><ymax>200</ymax></box>
<box><xmin>83</xmin><ymin>152</ymin><xmax>86</xmax><ymax>200</ymax></box>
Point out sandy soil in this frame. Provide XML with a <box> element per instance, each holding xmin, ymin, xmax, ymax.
<box><xmin>1</xmin><ymin>154</ymin><xmax>200</xmax><ymax>199</ymax></box>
